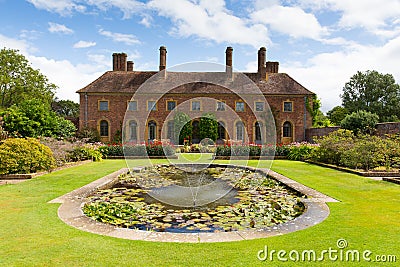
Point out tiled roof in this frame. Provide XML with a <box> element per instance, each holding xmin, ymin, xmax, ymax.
<box><xmin>76</xmin><ymin>71</ymin><xmax>314</xmax><ymax>95</ymax></box>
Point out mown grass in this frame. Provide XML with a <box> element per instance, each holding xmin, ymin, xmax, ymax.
<box><xmin>0</xmin><ymin>158</ymin><xmax>399</xmax><ymax>266</ymax></box>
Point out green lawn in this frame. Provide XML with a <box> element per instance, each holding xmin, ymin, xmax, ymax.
<box><xmin>0</xmin><ymin>159</ymin><xmax>399</xmax><ymax>266</ymax></box>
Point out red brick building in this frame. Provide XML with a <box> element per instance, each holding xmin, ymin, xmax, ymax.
<box><xmin>77</xmin><ymin>46</ymin><xmax>314</xmax><ymax>144</ymax></box>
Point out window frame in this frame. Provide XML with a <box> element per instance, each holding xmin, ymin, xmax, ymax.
<box><xmin>236</xmin><ymin>121</ymin><xmax>245</xmax><ymax>141</ymax></box>
<box><xmin>99</xmin><ymin>120</ymin><xmax>109</xmax><ymax>137</ymax></box>
<box><xmin>283</xmin><ymin>101</ymin><xmax>293</xmax><ymax>112</ymax></box>
<box><xmin>127</xmin><ymin>100</ymin><xmax>138</xmax><ymax>111</ymax></box>
<box><xmin>216</xmin><ymin>100</ymin><xmax>226</xmax><ymax>111</ymax></box>
<box><xmin>283</xmin><ymin>121</ymin><xmax>293</xmax><ymax>137</ymax></box>
<box><xmin>255</xmin><ymin>101</ymin><xmax>265</xmax><ymax>112</ymax></box>
<box><xmin>129</xmin><ymin>120</ymin><xmax>138</xmax><ymax>141</ymax></box>
<box><xmin>166</xmin><ymin>100</ymin><xmax>177</xmax><ymax>111</ymax></box>
<box><xmin>191</xmin><ymin>100</ymin><xmax>201</xmax><ymax>111</ymax></box>
<box><xmin>147</xmin><ymin>100</ymin><xmax>157</xmax><ymax>111</ymax></box>
<box><xmin>235</xmin><ymin>101</ymin><xmax>245</xmax><ymax>112</ymax></box>
<box><xmin>98</xmin><ymin>100</ymin><xmax>109</xmax><ymax>111</ymax></box>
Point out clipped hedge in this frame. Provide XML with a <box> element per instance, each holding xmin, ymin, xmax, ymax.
<box><xmin>215</xmin><ymin>144</ymin><xmax>289</xmax><ymax>157</ymax></box>
<box><xmin>99</xmin><ymin>143</ymin><xmax>175</xmax><ymax>157</ymax></box>
<box><xmin>0</xmin><ymin>138</ymin><xmax>56</xmax><ymax>174</ymax></box>
<box><xmin>67</xmin><ymin>145</ymin><xmax>103</xmax><ymax>162</ymax></box>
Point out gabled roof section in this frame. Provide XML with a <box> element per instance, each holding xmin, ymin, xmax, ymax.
<box><xmin>77</xmin><ymin>71</ymin><xmax>314</xmax><ymax>95</ymax></box>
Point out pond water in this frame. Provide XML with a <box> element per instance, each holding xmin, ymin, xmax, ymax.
<box><xmin>83</xmin><ymin>164</ymin><xmax>305</xmax><ymax>233</ymax></box>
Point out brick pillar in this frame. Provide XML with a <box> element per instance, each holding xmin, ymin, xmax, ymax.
<box><xmin>127</xmin><ymin>61</ymin><xmax>134</xmax><ymax>71</ymax></box>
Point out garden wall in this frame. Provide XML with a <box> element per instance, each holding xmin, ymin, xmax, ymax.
<box><xmin>306</xmin><ymin>122</ymin><xmax>400</xmax><ymax>142</ymax></box>
<box><xmin>305</xmin><ymin>127</ymin><xmax>340</xmax><ymax>142</ymax></box>
<box><xmin>375</xmin><ymin>122</ymin><xmax>400</xmax><ymax>136</ymax></box>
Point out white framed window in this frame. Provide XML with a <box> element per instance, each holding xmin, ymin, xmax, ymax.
<box><xmin>216</xmin><ymin>101</ymin><xmax>226</xmax><ymax>111</ymax></box>
<box><xmin>127</xmin><ymin>101</ymin><xmax>137</xmax><ymax>111</ymax></box>
<box><xmin>283</xmin><ymin>121</ymin><xmax>292</xmax><ymax>137</ymax></box>
<box><xmin>99</xmin><ymin>100</ymin><xmax>109</xmax><ymax>111</ymax></box>
<box><xmin>167</xmin><ymin>100</ymin><xmax>176</xmax><ymax>111</ymax></box>
<box><xmin>283</xmin><ymin>101</ymin><xmax>293</xmax><ymax>112</ymax></box>
<box><xmin>129</xmin><ymin>120</ymin><xmax>137</xmax><ymax>141</ymax></box>
<box><xmin>147</xmin><ymin>100</ymin><xmax>157</xmax><ymax>111</ymax></box>
<box><xmin>148</xmin><ymin>121</ymin><xmax>157</xmax><ymax>140</ymax></box>
<box><xmin>236</xmin><ymin>121</ymin><xmax>245</xmax><ymax>141</ymax></box>
<box><xmin>192</xmin><ymin>101</ymin><xmax>201</xmax><ymax>111</ymax></box>
<box><xmin>100</xmin><ymin>120</ymin><xmax>109</xmax><ymax>136</ymax></box>
<box><xmin>235</xmin><ymin>101</ymin><xmax>245</xmax><ymax>112</ymax></box>
<box><xmin>255</xmin><ymin>102</ymin><xmax>264</xmax><ymax>112</ymax></box>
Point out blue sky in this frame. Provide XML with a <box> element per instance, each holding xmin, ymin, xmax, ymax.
<box><xmin>1</xmin><ymin>0</ymin><xmax>399</xmax><ymax>112</ymax></box>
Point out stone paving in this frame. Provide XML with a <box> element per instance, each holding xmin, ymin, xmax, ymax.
<box><xmin>49</xmin><ymin>165</ymin><xmax>338</xmax><ymax>243</ymax></box>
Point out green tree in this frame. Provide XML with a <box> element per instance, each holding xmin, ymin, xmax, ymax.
<box><xmin>341</xmin><ymin>70</ymin><xmax>400</xmax><ymax>122</ymax></box>
<box><xmin>308</xmin><ymin>95</ymin><xmax>331</xmax><ymax>127</ymax></box>
<box><xmin>199</xmin><ymin>112</ymin><xmax>218</xmax><ymax>141</ymax></box>
<box><xmin>327</xmin><ymin>106</ymin><xmax>349</xmax><ymax>126</ymax></box>
<box><xmin>0</xmin><ymin>48</ymin><xmax>56</xmax><ymax>109</ymax></box>
<box><xmin>52</xmin><ymin>99</ymin><xmax>80</xmax><ymax>118</ymax></box>
<box><xmin>340</xmin><ymin>110</ymin><xmax>379</xmax><ymax>135</ymax></box>
<box><xmin>1</xmin><ymin>99</ymin><xmax>76</xmax><ymax>138</ymax></box>
<box><xmin>173</xmin><ymin>111</ymin><xmax>193</xmax><ymax>145</ymax></box>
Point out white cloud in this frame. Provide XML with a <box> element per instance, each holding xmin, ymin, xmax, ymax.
<box><xmin>27</xmin><ymin>0</ymin><xmax>85</xmax><ymax>15</ymax></box>
<box><xmin>1</xmin><ymin>33</ymin><xmax>105</xmax><ymax>102</ymax></box>
<box><xmin>251</xmin><ymin>4</ymin><xmax>328</xmax><ymax>40</ymax></box>
<box><xmin>282</xmin><ymin>36</ymin><xmax>400</xmax><ymax>112</ymax></box>
<box><xmin>99</xmin><ymin>29</ymin><xmax>141</xmax><ymax>45</ymax></box>
<box><xmin>148</xmin><ymin>0</ymin><xmax>270</xmax><ymax>48</ymax></box>
<box><xmin>0</xmin><ymin>34</ymin><xmax>31</xmax><ymax>53</ymax></box>
<box><xmin>300</xmin><ymin>0</ymin><xmax>400</xmax><ymax>34</ymax></box>
<box><xmin>85</xmin><ymin>0</ymin><xmax>146</xmax><ymax>19</ymax></box>
<box><xmin>28</xmin><ymin>0</ymin><xmax>145</xmax><ymax>18</ymax></box>
<box><xmin>48</xmin><ymin>22</ymin><xmax>74</xmax><ymax>34</ymax></box>
<box><xmin>139</xmin><ymin>14</ymin><xmax>152</xmax><ymax>28</ymax></box>
<box><xmin>73</xmin><ymin>40</ymin><xmax>96</xmax><ymax>48</ymax></box>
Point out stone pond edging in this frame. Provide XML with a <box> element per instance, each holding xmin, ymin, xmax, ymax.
<box><xmin>49</xmin><ymin>164</ymin><xmax>338</xmax><ymax>243</ymax></box>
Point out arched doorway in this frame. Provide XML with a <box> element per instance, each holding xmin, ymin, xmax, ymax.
<box><xmin>99</xmin><ymin>120</ymin><xmax>109</xmax><ymax>142</ymax></box>
<box><xmin>282</xmin><ymin>121</ymin><xmax>293</xmax><ymax>144</ymax></box>
<box><xmin>148</xmin><ymin>120</ymin><xmax>157</xmax><ymax>141</ymax></box>
<box><xmin>192</xmin><ymin>120</ymin><xmax>200</xmax><ymax>143</ymax></box>
<box><xmin>236</xmin><ymin>121</ymin><xmax>245</xmax><ymax>143</ymax></box>
<box><xmin>255</xmin><ymin>121</ymin><xmax>262</xmax><ymax>144</ymax></box>
<box><xmin>129</xmin><ymin>120</ymin><xmax>137</xmax><ymax>142</ymax></box>
<box><xmin>217</xmin><ymin>121</ymin><xmax>226</xmax><ymax>144</ymax></box>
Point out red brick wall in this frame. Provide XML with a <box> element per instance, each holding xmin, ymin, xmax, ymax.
<box><xmin>79</xmin><ymin>92</ymin><xmax>313</xmax><ymax>144</ymax></box>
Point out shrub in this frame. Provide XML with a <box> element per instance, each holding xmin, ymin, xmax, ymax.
<box><xmin>275</xmin><ymin>145</ymin><xmax>290</xmax><ymax>156</ymax></box>
<box><xmin>310</xmin><ymin>129</ymin><xmax>355</xmax><ymax>165</ymax></box>
<box><xmin>310</xmin><ymin>130</ymin><xmax>400</xmax><ymax>170</ymax></box>
<box><xmin>340</xmin><ymin>110</ymin><xmax>379</xmax><ymax>135</ymax></box>
<box><xmin>0</xmin><ymin>138</ymin><xmax>56</xmax><ymax>174</ymax></box>
<box><xmin>339</xmin><ymin>136</ymin><xmax>384</xmax><ymax>170</ymax></box>
<box><xmin>287</xmin><ymin>143</ymin><xmax>317</xmax><ymax>161</ymax></box>
<box><xmin>67</xmin><ymin>145</ymin><xmax>102</xmax><ymax>162</ymax></box>
<box><xmin>76</xmin><ymin>127</ymin><xmax>100</xmax><ymax>143</ymax></box>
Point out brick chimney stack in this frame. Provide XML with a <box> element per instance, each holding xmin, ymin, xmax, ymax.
<box><xmin>266</xmin><ymin>61</ymin><xmax>279</xmax><ymax>73</ymax></box>
<box><xmin>257</xmin><ymin>47</ymin><xmax>267</xmax><ymax>79</ymax></box>
<box><xmin>225</xmin><ymin>46</ymin><xmax>233</xmax><ymax>77</ymax></box>
<box><xmin>127</xmin><ymin>61</ymin><xmax>134</xmax><ymax>71</ymax></box>
<box><xmin>159</xmin><ymin>46</ymin><xmax>167</xmax><ymax>71</ymax></box>
<box><xmin>112</xmin><ymin>53</ymin><xmax>127</xmax><ymax>71</ymax></box>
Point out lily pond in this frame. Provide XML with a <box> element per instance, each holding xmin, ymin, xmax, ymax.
<box><xmin>83</xmin><ymin>165</ymin><xmax>305</xmax><ymax>233</ymax></box>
